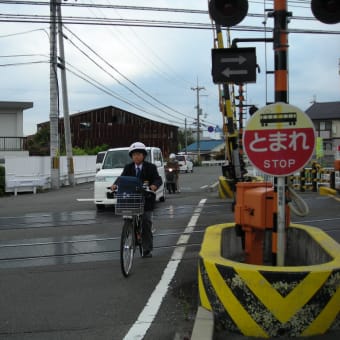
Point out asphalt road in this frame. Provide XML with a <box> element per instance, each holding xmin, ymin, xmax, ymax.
<box><xmin>0</xmin><ymin>166</ymin><xmax>228</xmax><ymax>339</ymax></box>
<box><xmin>0</xmin><ymin>166</ymin><xmax>339</xmax><ymax>340</ymax></box>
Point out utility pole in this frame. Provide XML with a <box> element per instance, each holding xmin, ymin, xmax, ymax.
<box><xmin>191</xmin><ymin>82</ymin><xmax>205</xmax><ymax>163</ymax></box>
<box><xmin>50</xmin><ymin>0</ymin><xmax>60</xmax><ymax>189</ymax></box>
<box><xmin>57</xmin><ymin>0</ymin><xmax>74</xmax><ymax>186</ymax></box>
<box><xmin>184</xmin><ymin>118</ymin><xmax>187</xmax><ymax>154</ymax></box>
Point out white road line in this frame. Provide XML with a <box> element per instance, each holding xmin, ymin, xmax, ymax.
<box><xmin>122</xmin><ymin>198</ymin><xmax>207</xmax><ymax>340</ymax></box>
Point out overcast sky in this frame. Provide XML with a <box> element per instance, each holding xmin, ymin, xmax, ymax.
<box><xmin>0</xmin><ymin>0</ymin><xmax>339</xmax><ymax>136</ymax></box>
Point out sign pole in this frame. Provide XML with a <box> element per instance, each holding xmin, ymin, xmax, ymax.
<box><xmin>276</xmin><ymin>177</ymin><xmax>285</xmax><ymax>266</ymax></box>
<box><xmin>274</xmin><ymin>0</ymin><xmax>289</xmax><ymax>266</ymax></box>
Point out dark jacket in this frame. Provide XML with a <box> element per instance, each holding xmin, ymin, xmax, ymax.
<box><xmin>121</xmin><ymin>161</ymin><xmax>162</xmax><ymax>210</ymax></box>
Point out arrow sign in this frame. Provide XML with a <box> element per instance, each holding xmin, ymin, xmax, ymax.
<box><xmin>221</xmin><ymin>56</ymin><xmax>247</xmax><ymax>64</ymax></box>
<box><xmin>222</xmin><ymin>68</ymin><xmax>248</xmax><ymax>78</ymax></box>
<box><xmin>211</xmin><ymin>47</ymin><xmax>257</xmax><ymax>84</ymax></box>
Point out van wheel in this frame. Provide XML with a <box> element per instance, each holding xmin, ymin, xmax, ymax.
<box><xmin>96</xmin><ymin>204</ymin><xmax>105</xmax><ymax>211</ymax></box>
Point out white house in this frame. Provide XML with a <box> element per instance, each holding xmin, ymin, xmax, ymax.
<box><xmin>0</xmin><ymin>101</ymin><xmax>33</xmax><ymax>157</ymax></box>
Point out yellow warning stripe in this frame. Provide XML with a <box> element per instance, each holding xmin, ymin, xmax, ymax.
<box><xmin>218</xmin><ymin>184</ymin><xmax>226</xmax><ymax>199</ymax></box>
<box><xmin>198</xmin><ymin>265</ymin><xmax>212</xmax><ymax>311</ymax></box>
<box><xmin>236</xmin><ymin>268</ymin><xmax>331</xmax><ymax>323</ymax></box>
<box><xmin>302</xmin><ymin>285</ymin><xmax>340</xmax><ymax>336</ymax></box>
<box><xmin>204</xmin><ymin>259</ymin><xmax>268</xmax><ymax>337</ymax></box>
<box><xmin>218</xmin><ymin>176</ymin><xmax>234</xmax><ymax>199</ymax></box>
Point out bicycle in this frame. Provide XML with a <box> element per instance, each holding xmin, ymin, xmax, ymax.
<box><xmin>112</xmin><ymin>176</ymin><xmax>154</xmax><ymax>277</ymax></box>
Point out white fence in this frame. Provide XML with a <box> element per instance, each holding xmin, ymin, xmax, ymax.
<box><xmin>2</xmin><ymin>155</ymin><xmax>96</xmax><ymax>195</ymax></box>
<box><xmin>201</xmin><ymin>160</ymin><xmax>227</xmax><ymax>166</ymax></box>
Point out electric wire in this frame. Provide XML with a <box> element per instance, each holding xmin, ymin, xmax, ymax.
<box><xmin>0</xmin><ymin>1</ymin><xmax>338</xmax><ymax>130</ymax></box>
<box><xmin>95</xmin><ymin>0</ymin><xmax>192</xmax><ymax>89</ymax></box>
<box><xmin>0</xmin><ymin>12</ymin><xmax>339</xmax><ymax>35</ymax></box>
<box><xmin>63</xmin><ymin>26</ymin><xmax>194</xmax><ymax>121</ymax></box>
<box><xmin>65</xmin><ymin>64</ymin><xmax>181</xmax><ymax>126</ymax></box>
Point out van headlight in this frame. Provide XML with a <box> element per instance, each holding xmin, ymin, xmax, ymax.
<box><xmin>95</xmin><ymin>176</ymin><xmax>116</xmax><ymax>182</ymax></box>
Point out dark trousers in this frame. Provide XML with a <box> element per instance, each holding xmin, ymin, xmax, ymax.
<box><xmin>142</xmin><ymin>210</ymin><xmax>153</xmax><ymax>252</ymax></box>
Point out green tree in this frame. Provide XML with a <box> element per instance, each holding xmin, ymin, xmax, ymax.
<box><xmin>178</xmin><ymin>129</ymin><xmax>195</xmax><ymax>152</ymax></box>
<box><xmin>27</xmin><ymin>126</ymin><xmax>109</xmax><ymax>156</ymax></box>
<box><xmin>27</xmin><ymin>126</ymin><xmax>50</xmax><ymax>155</ymax></box>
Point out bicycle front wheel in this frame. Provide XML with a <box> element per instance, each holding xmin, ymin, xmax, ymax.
<box><xmin>120</xmin><ymin>219</ymin><xmax>136</xmax><ymax>277</ymax></box>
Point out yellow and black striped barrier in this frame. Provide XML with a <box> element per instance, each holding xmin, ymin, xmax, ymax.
<box><xmin>218</xmin><ymin>176</ymin><xmax>234</xmax><ymax>199</ymax></box>
<box><xmin>198</xmin><ymin>223</ymin><xmax>340</xmax><ymax>337</ymax></box>
<box><xmin>289</xmin><ymin>165</ymin><xmax>336</xmax><ymax>192</ymax></box>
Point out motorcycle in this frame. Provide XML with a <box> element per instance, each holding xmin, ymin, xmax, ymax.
<box><xmin>165</xmin><ymin>166</ymin><xmax>177</xmax><ymax>194</ymax></box>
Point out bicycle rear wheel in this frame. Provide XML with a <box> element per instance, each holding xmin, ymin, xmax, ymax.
<box><xmin>120</xmin><ymin>219</ymin><xmax>136</xmax><ymax>277</ymax></box>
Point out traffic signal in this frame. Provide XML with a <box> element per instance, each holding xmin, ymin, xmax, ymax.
<box><xmin>311</xmin><ymin>0</ymin><xmax>340</xmax><ymax>24</ymax></box>
<box><xmin>208</xmin><ymin>0</ymin><xmax>248</xmax><ymax>27</ymax></box>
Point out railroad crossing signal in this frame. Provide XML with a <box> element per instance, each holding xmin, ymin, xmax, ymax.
<box><xmin>211</xmin><ymin>47</ymin><xmax>256</xmax><ymax>84</ymax></box>
<box><xmin>311</xmin><ymin>0</ymin><xmax>340</xmax><ymax>24</ymax></box>
<box><xmin>208</xmin><ymin>0</ymin><xmax>249</xmax><ymax>27</ymax></box>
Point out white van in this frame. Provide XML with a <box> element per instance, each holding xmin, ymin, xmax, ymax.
<box><xmin>176</xmin><ymin>154</ymin><xmax>194</xmax><ymax>173</ymax></box>
<box><xmin>94</xmin><ymin>147</ymin><xmax>166</xmax><ymax>210</ymax></box>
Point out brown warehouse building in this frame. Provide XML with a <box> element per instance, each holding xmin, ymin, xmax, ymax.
<box><xmin>37</xmin><ymin>105</ymin><xmax>179</xmax><ymax>157</ymax></box>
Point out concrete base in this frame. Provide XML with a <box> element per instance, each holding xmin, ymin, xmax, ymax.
<box><xmin>198</xmin><ymin>223</ymin><xmax>340</xmax><ymax>337</ymax></box>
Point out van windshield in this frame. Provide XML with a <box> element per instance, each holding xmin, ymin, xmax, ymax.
<box><xmin>176</xmin><ymin>155</ymin><xmax>185</xmax><ymax>162</ymax></box>
<box><xmin>102</xmin><ymin>149</ymin><xmax>151</xmax><ymax>169</ymax></box>
<box><xmin>102</xmin><ymin>150</ymin><xmax>131</xmax><ymax>169</ymax></box>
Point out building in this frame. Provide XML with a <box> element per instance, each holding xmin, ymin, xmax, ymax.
<box><xmin>0</xmin><ymin>101</ymin><xmax>33</xmax><ymax>156</ymax></box>
<box><xmin>305</xmin><ymin>101</ymin><xmax>340</xmax><ymax>165</ymax></box>
<box><xmin>183</xmin><ymin>139</ymin><xmax>225</xmax><ymax>161</ymax></box>
<box><xmin>38</xmin><ymin>105</ymin><xmax>178</xmax><ymax>157</ymax></box>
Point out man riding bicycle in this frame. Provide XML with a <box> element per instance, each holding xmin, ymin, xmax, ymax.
<box><xmin>111</xmin><ymin>142</ymin><xmax>162</xmax><ymax>258</ymax></box>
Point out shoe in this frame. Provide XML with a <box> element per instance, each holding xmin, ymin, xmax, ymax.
<box><xmin>142</xmin><ymin>250</ymin><xmax>152</xmax><ymax>258</ymax></box>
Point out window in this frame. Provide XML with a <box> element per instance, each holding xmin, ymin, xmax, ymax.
<box><xmin>80</xmin><ymin>122</ymin><xmax>91</xmax><ymax>129</ymax></box>
<box><xmin>319</xmin><ymin>121</ymin><xmax>332</xmax><ymax>131</ymax></box>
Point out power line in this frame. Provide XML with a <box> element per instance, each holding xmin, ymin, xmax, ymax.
<box><xmin>63</xmin><ymin>26</ymin><xmax>194</xmax><ymax>121</ymax></box>
<box><xmin>0</xmin><ymin>1</ymin><xmax>334</xmax><ymax>23</ymax></box>
<box><xmin>65</xmin><ymin>62</ymin><xmax>182</xmax><ymax>126</ymax></box>
<box><xmin>0</xmin><ymin>13</ymin><xmax>338</xmax><ymax>35</ymax></box>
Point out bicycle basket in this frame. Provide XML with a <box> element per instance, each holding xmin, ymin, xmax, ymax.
<box><xmin>115</xmin><ymin>193</ymin><xmax>145</xmax><ymax>215</ymax></box>
<box><xmin>114</xmin><ymin>176</ymin><xmax>144</xmax><ymax>215</ymax></box>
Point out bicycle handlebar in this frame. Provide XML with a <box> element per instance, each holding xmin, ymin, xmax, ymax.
<box><xmin>106</xmin><ymin>185</ymin><xmax>155</xmax><ymax>195</ymax></box>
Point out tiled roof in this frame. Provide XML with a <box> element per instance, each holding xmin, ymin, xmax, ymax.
<box><xmin>305</xmin><ymin>101</ymin><xmax>340</xmax><ymax>120</ymax></box>
<box><xmin>184</xmin><ymin>139</ymin><xmax>224</xmax><ymax>152</ymax></box>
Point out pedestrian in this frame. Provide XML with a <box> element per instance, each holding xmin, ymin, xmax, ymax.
<box><xmin>111</xmin><ymin>142</ymin><xmax>162</xmax><ymax>258</ymax></box>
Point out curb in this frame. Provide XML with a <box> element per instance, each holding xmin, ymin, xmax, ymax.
<box><xmin>190</xmin><ymin>306</ymin><xmax>214</xmax><ymax>340</ymax></box>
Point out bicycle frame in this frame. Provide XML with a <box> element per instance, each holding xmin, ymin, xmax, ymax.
<box><xmin>111</xmin><ymin>176</ymin><xmax>155</xmax><ymax>277</ymax></box>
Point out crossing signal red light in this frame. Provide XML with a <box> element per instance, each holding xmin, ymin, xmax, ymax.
<box><xmin>208</xmin><ymin>0</ymin><xmax>248</xmax><ymax>27</ymax></box>
<box><xmin>311</xmin><ymin>0</ymin><xmax>340</xmax><ymax>24</ymax></box>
